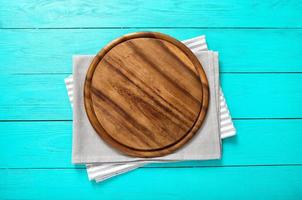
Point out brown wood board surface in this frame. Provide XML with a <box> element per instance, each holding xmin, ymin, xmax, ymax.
<box><xmin>84</xmin><ymin>32</ymin><xmax>209</xmax><ymax>157</ymax></box>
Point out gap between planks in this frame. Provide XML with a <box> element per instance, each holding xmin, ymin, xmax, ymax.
<box><xmin>1</xmin><ymin>118</ymin><xmax>302</xmax><ymax>123</ymax></box>
<box><xmin>1</xmin><ymin>27</ymin><xmax>302</xmax><ymax>30</ymax></box>
<box><xmin>1</xmin><ymin>164</ymin><xmax>302</xmax><ymax>170</ymax></box>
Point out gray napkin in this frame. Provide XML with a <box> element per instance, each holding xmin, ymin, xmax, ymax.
<box><xmin>65</xmin><ymin>35</ymin><xmax>236</xmax><ymax>182</ymax></box>
<box><xmin>93</xmin><ymin>51</ymin><xmax>222</xmax><ymax>182</ymax></box>
<box><xmin>72</xmin><ymin>53</ymin><xmax>221</xmax><ymax>164</ymax></box>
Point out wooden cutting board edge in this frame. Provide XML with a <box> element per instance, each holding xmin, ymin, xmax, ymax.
<box><xmin>84</xmin><ymin>31</ymin><xmax>209</xmax><ymax>158</ymax></box>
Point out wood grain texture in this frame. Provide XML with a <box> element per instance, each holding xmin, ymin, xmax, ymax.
<box><xmin>84</xmin><ymin>32</ymin><xmax>209</xmax><ymax>157</ymax></box>
<box><xmin>1</xmin><ymin>166</ymin><xmax>302</xmax><ymax>200</ymax></box>
<box><xmin>1</xmin><ymin>29</ymin><xmax>302</xmax><ymax>74</ymax></box>
<box><xmin>1</xmin><ymin>120</ymin><xmax>302</xmax><ymax>168</ymax></box>
<box><xmin>0</xmin><ymin>0</ymin><xmax>301</xmax><ymax>28</ymax></box>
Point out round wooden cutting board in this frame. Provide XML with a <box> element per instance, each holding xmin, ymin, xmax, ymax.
<box><xmin>84</xmin><ymin>32</ymin><xmax>209</xmax><ymax>157</ymax></box>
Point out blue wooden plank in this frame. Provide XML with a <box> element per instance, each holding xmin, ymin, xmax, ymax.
<box><xmin>0</xmin><ymin>73</ymin><xmax>301</xmax><ymax>120</ymax></box>
<box><xmin>1</xmin><ymin>29</ymin><xmax>302</xmax><ymax>73</ymax></box>
<box><xmin>1</xmin><ymin>120</ymin><xmax>302</xmax><ymax>168</ymax></box>
<box><xmin>0</xmin><ymin>74</ymin><xmax>72</xmax><ymax>120</ymax></box>
<box><xmin>1</xmin><ymin>166</ymin><xmax>302</xmax><ymax>199</ymax></box>
<box><xmin>0</xmin><ymin>0</ymin><xmax>301</xmax><ymax>28</ymax></box>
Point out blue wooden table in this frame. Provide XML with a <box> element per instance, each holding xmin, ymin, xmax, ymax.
<box><xmin>1</xmin><ymin>0</ymin><xmax>302</xmax><ymax>199</ymax></box>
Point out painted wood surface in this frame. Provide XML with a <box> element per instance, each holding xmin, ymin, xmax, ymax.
<box><xmin>0</xmin><ymin>0</ymin><xmax>301</xmax><ymax>28</ymax></box>
<box><xmin>1</xmin><ymin>74</ymin><xmax>302</xmax><ymax>120</ymax></box>
<box><xmin>1</xmin><ymin>166</ymin><xmax>302</xmax><ymax>200</ymax></box>
<box><xmin>1</xmin><ymin>29</ymin><xmax>302</xmax><ymax>73</ymax></box>
<box><xmin>1</xmin><ymin>120</ymin><xmax>302</xmax><ymax>168</ymax></box>
<box><xmin>1</xmin><ymin>0</ymin><xmax>302</xmax><ymax>199</ymax></box>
